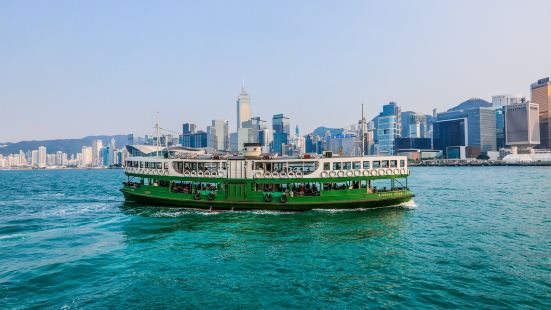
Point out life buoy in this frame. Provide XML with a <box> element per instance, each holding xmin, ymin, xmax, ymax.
<box><xmin>204</xmin><ymin>171</ymin><xmax>211</xmax><ymax>177</ymax></box>
<box><xmin>393</xmin><ymin>169</ymin><xmax>400</xmax><ymax>175</ymax></box>
<box><xmin>255</xmin><ymin>171</ymin><xmax>262</xmax><ymax>178</ymax></box>
<box><xmin>272</xmin><ymin>172</ymin><xmax>280</xmax><ymax>177</ymax></box>
<box><xmin>194</xmin><ymin>192</ymin><xmax>201</xmax><ymax>200</ymax></box>
<box><xmin>208</xmin><ymin>192</ymin><xmax>216</xmax><ymax>201</ymax></box>
<box><xmin>386</xmin><ymin>169</ymin><xmax>393</xmax><ymax>176</ymax></box>
<box><xmin>337</xmin><ymin>171</ymin><xmax>345</xmax><ymax>177</ymax></box>
<box><xmin>264</xmin><ymin>194</ymin><xmax>273</xmax><ymax>202</ymax></box>
<box><xmin>280</xmin><ymin>172</ymin><xmax>287</xmax><ymax>178</ymax></box>
<box><xmin>354</xmin><ymin>170</ymin><xmax>361</xmax><ymax>176</ymax></box>
<box><xmin>198</xmin><ymin>171</ymin><xmax>204</xmax><ymax>177</ymax></box>
<box><xmin>320</xmin><ymin>171</ymin><xmax>329</xmax><ymax>178</ymax></box>
<box><xmin>191</xmin><ymin>171</ymin><xmax>197</xmax><ymax>177</ymax></box>
<box><xmin>377</xmin><ymin>169</ymin><xmax>384</xmax><ymax>176</ymax></box>
<box><xmin>184</xmin><ymin>171</ymin><xmax>190</xmax><ymax>177</ymax></box>
<box><xmin>329</xmin><ymin>171</ymin><xmax>337</xmax><ymax>177</ymax></box>
<box><xmin>362</xmin><ymin>170</ymin><xmax>370</xmax><ymax>177</ymax></box>
<box><xmin>296</xmin><ymin>171</ymin><xmax>303</xmax><ymax>177</ymax></box>
<box><xmin>400</xmin><ymin>168</ymin><xmax>406</xmax><ymax>174</ymax></box>
<box><xmin>288</xmin><ymin>171</ymin><xmax>295</xmax><ymax>177</ymax></box>
<box><xmin>264</xmin><ymin>172</ymin><xmax>272</xmax><ymax>178</ymax></box>
<box><xmin>280</xmin><ymin>194</ymin><xmax>288</xmax><ymax>203</ymax></box>
<box><xmin>346</xmin><ymin>171</ymin><xmax>353</xmax><ymax>177</ymax></box>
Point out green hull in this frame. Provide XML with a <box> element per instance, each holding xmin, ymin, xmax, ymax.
<box><xmin>120</xmin><ymin>185</ymin><xmax>414</xmax><ymax>211</ymax></box>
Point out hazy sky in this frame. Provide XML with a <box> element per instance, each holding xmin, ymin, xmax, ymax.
<box><xmin>2</xmin><ymin>0</ymin><xmax>551</xmax><ymax>142</ymax></box>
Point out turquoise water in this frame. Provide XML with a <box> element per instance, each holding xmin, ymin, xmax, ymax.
<box><xmin>0</xmin><ymin>167</ymin><xmax>550</xmax><ymax>309</ymax></box>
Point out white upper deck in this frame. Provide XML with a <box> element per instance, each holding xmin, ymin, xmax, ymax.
<box><xmin>124</xmin><ymin>154</ymin><xmax>410</xmax><ymax>180</ymax></box>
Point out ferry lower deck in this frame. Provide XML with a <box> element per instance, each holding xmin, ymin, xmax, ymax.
<box><xmin>121</xmin><ymin>176</ymin><xmax>414</xmax><ymax>211</ymax></box>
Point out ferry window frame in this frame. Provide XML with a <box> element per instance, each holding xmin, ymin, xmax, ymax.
<box><xmin>372</xmin><ymin>161</ymin><xmax>380</xmax><ymax>168</ymax></box>
<box><xmin>400</xmin><ymin>160</ymin><xmax>405</xmax><ymax>167</ymax></box>
<box><xmin>352</xmin><ymin>161</ymin><xmax>361</xmax><ymax>170</ymax></box>
<box><xmin>145</xmin><ymin>162</ymin><xmax>149</xmax><ymax>168</ymax></box>
<box><xmin>390</xmin><ymin>160</ymin><xmax>397</xmax><ymax>168</ymax></box>
<box><xmin>324</xmin><ymin>163</ymin><xmax>330</xmax><ymax>171</ymax></box>
<box><xmin>343</xmin><ymin>162</ymin><xmax>352</xmax><ymax>170</ymax></box>
<box><xmin>333</xmin><ymin>162</ymin><xmax>342</xmax><ymax>170</ymax></box>
<box><xmin>140</xmin><ymin>162</ymin><xmax>143</xmax><ymax>168</ymax></box>
<box><xmin>363</xmin><ymin>161</ymin><xmax>370</xmax><ymax>169</ymax></box>
<box><xmin>381</xmin><ymin>160</ymin><xmax>389</xmax><ymax>168</ymax></box>
<box><xmin>164</xmin><ymin>162</ymin><xmax>168</xmax><ymax>170</ymax></box>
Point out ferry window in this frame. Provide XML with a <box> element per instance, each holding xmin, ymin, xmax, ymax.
<box><xmin>363</xmin><ymin>161</ymin><xmax>370</xmax><ymax>169</ymax></box>
<box><xmin>255</xmin><ymin>162</ymin><xmax>264</xmax><ymax>170</ymax></box>
<box><xmin>390</xmin><ymin>160</ymin><xmax>397</xmax><ymax>168</ymax></box>
<box><xmin>333</xmin><ymin>162</ymin><xmax>342</xmax><ymax>170</ymax></box>
<box><xmin>324</xmin><ymin>163</ymin><xmax>330</xmax><ymax>170</ymax></box>
<box><xmin>352</xmin><ymin>161</ymin><xmax>361</xmax><ymax>169</ymax></box>
<box><xmin>372</xmin><ymin>161</ymin><xmax>380</xmax><ymax>168</ymax></box>
<box><xmin>190</xmin><ymin>162</ymin><xmax>197</xmax><ymax>171</ymax></box>
<box><xmin>198</xmin><ymin>163</ymin><xmax>205</xmax><ymax>171</ymax></box>
<box><xmin>221</xmin><ymin>162</ymin><xmax>227</xmax><ymax>170</ymax></box>
<box><xmin>303</xmin><ymin>162</ymin><xmax>317</xmax><ymax>174</ymax></box>
<box><xmin>343</xmin><ymin>162</ymin><xmax>352</xmax><ymax>170</ymax></box>
<box><xmin>400</xmin><ymin>160</ymin><xmax>405</xmax><ymax>167</ymax></box>
<box><xmin>273</xmin><ymin>163</ymin><xmax>284</xmax><ymax>172</ymax></box>
<box><xmin>145</xmin><ymin>162</ymin><xmax>149</xmax><ymax>168</ymax></box>
<box><xmin>164</xmin><ymin>162</ymin><xmax>168</xmax><ymax>170</ymax></box>
<box><xmin>381</xmin><ymin>160</ymin><xmax>389</xmax><ymax>168</ymax></box>
<box><xmin>157</xmin><ymin>162</ymin><xmax>162</xmax><ymax>169</ymax></box>
<box><xmin>140</xmin><ymin>162</ymin><xmax>143</xmax><ymax>168</ymax></box>
<box><xmin>177</xmin><ymin>162</ymin><xmax>183</xmax><ymax>170</ymax></box>
<box><xmin>184</xmin><ymin>162</ymin><xmax>191</xmax><ymax>171</ymax></box>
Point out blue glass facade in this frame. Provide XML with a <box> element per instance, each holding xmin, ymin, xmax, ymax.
<box><xmin>375</xmin><ymin>102</ymin><xmax>401</xmax><ymax>155</ymax></box>
<box><xmin>272</xmin><ymin>114</ymin><xmax>290</xmax><ymax>155</ymax></box>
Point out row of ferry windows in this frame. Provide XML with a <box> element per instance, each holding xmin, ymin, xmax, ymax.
<box><xmin>324</xmin><ymin>160</ymin><xmax>405</xmax><ymax>171</ymax></box>
<box><xmin>126</xmin><ymin>161</ymin><xmax>168</xmax><ymax>170</ymax></box>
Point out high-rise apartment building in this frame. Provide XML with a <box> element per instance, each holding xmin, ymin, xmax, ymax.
<box><xmin>81</xmin><ymin>146</ymin><xmax>93</xmax><ymax>166</ymax></box>
<box><xmin>38</xmin><ymin>146</ymin><xmax>47</xmax><ymax>168</ymax></box>
<box><xmin>236</xmin><ymin>84</ymin><xmax>251</xmax><ymax>130</ymax></box>
<box><xmin>91</xmin><ymin>139</ymin><xmax>103</xmax><ymax>166</ymax></box>
<box><xmin>491</xmin><ymin>94</ymin><xmax>523</xmax><ymax>109</ymax></box>
<box><xmin>530</xmin><ymin>77</ymin><xmax>551</xmax><ymax>149</ymax></box>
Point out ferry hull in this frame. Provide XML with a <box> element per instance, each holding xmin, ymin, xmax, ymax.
<box><xmin>121</xmin><ymin>188</ymin><xmax>414</xmax><ymax>211</ymax></box>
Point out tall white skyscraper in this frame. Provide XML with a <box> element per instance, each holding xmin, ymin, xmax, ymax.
<box><xmin>109</xmin><ymin>138</ymin><xmax>116</xmax><ymax>166</ymax></box>
<box><xmin>236</xmin><ymin>83</ymin><xmax>251</xmax><ymax>130</ymax></box>
<box><xmin>92</xmin><ymin>139</ymin><xmax>103</xmax><ymax>167</ymax></box>
<box><xmin>38</xmin><ymin>146</ymin><xmax>47</xmax><ymax>168</ymax></box>
<box><xmin>81</xmin><ymin>146</ymin><xmax>93</xmax><ymax>167</ymax></box>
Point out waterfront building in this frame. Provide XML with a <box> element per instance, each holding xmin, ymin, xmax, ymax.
<box><xmin>236</xmin><ymin>84</ymin><xmax>251</xmax><ymax>130</ymax></box>
<box><xmin>181</xmin><ymin>131</ymin><xmax>208</xmax><ymax>148</ymax></box>
<box><xmin>401</xmin><ymin>111</ymin><xmax>431</xmax><ymax>139</ymax></box>
<box><xmin>505</xmin><ymin>101</ymin><xmax>540</xmax><ymax>148</ymax></box>
<box><xmin>19</xmin><ymin>150</ymin><xmax>26</xmax><ymax>166</ymax></box>
<box><xmin>530</xmin><ymin>77</ymin><xmax>551</xmax><ymax>149</ymax></box>
<box><xmin>491</xmin><ymin>94</ymin><xmax>523</xmax><ymax>109</ymax></box>
<box><xmin>374</xmin><ymin>102</ymin><xmax>401</xmax><ymax>155</ymax></box>
<box><xmin>325</xmin><ymin>133</ymin><xmax>358</xmax><ymax>155</ymax></box>
<box><xmin>38</xmin><ymin>146</ymin><xmax>47</xmax><ymax>168</ymax></box>
<box><xmin>395</xmin><ymin>137</ymin><xmax>432</xmax><ymax>150</ymax></box>
<box><xmin>31</xmin><ymin>150</ymin><xmax>38</xmax><ymax>167</ymax></box>
<box><xmin>92</xmin><ymin>140</ymin><xmax>103</xmax><ymax>166</ymax></box>
<box><xmin>272</xmin><ymin>114</ymin><xmax>290</xmax><ymax>155</ymax></box>
<box><xmin>496</xmin><ymin>107</ymin><xmax>506</xmax><ymax>150</ymax></box>
<box><xmin>229</xmin><ymin>132</ymin><xmax>238</xmax><ymax>152</ymax></box>
<box><xmin>433</xmin><ymin>98</ymin><xmax>496</xmax><ymax>158</ymax></box>
<box><xmin>81</xmin><ymin>146</ymin><xmax>93</xmax><ymax>167</ymax></box>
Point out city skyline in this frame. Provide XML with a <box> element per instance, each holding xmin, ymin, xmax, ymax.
<box><xmin>2</xmin><ymin>1</ymin><xmax>551</xmax><ymax>142</ymax></box>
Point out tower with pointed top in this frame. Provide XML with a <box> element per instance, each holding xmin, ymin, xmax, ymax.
<box><xmin>236</xmin><ymin>82</ymin><xmax>251</xmax><ymax>130</ymax></box>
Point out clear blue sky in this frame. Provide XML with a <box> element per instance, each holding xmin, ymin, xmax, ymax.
<box><xmin>2</xmin><ymin>0</ymin><xmax>551</xmax><ymax>142</ymax></box>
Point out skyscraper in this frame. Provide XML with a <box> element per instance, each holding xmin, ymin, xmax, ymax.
<box><xmin>375</xmin><ymin>102</ymin><xmax>401</xmax><ymax>155</ymax></box>
<box><xmin>210</xmin><ymin>119</ymin><xmax>229</xmax><ymax>151</ymax></box>
<box><xmin>530</xmin><ymin>77</ymin><xmax>551</xmax><ymax>149</ymax></box>
<box><xmin>92</xmin><ymin>139</ymin><xmax>103</xmax><ymax>167</ymax></box>
<box><xmin>272</xmin><ymin>114</ymin><xmax>290</xmax><ymax>155</ymax></box>
<box><xmin>505</xmin><ymin>101</ymin><xmax>540</xmax><ymax>148</ymax></box>
<box><xmin>38</xmin><ymin>146</ymin><xmax>46</xmax><ymax>168</ymax></box>
<box><xmin>236</xmin><ymin>83</ymin><xmax>251</xmax><ymax>130</ymax></box>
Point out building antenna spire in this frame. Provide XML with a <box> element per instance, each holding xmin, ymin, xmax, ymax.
<box><xmin>242</xmin><ymin>77</ymin><xmax>245</xmax><ymax>90</ymax></box>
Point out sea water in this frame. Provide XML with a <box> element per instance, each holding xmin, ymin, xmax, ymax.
<box><xmin>0</xmin><ymin>167</ymin><xmax>550</xmax><ymax>309</ymax></box>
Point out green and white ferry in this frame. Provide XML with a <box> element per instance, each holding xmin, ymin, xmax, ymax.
<box><xmin>121</xmin><ymin>144</ymin><xmax>414</xmax><ymax>211</ymax></box>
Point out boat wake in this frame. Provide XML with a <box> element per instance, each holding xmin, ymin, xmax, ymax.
<box><xmin>312</xmin><ymin>199</ymin><xmax>418</xmax><ymax>213</ymax></box>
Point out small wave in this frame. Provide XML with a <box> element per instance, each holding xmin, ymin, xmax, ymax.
<box><xmin>312</xmin><ymin>200</ymin><xmax>417</xmax><ymax>213</ymax></box>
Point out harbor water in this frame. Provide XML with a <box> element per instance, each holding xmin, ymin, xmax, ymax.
<box><xmin>0</xmin><ymin>167</ymin><xmax>550</xmax><ymax>308</ymax></box>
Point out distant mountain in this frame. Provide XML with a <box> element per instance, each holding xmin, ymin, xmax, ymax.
<box><xmin>310</xmin><ymin>127</ymin><xmax>344</xmax><ymax>137</ymax></box>
<box><xmin>447</xmin><ymin>98</ymin><xmax>492</xmax><ymax>112</ymax></box>
<box><xmin>0</xmin><ymin>135</ymin><xmax>130</xmax><ymax>155</ymax></box>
